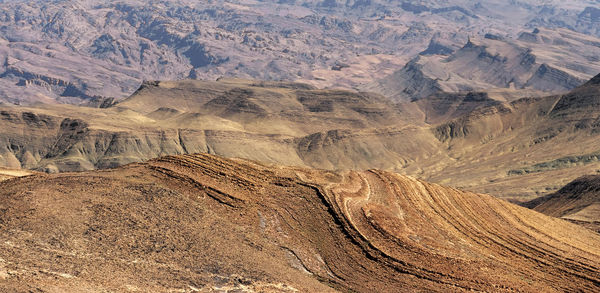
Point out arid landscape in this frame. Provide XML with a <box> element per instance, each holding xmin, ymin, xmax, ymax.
<box><xmin>1</xmin><ymin>154</ymin><xmax>599</xmax><ymax>292</ymax></box>
<box><xmin>1</xmin><ymin>0</ymin><xmax>600</xmax><ymax>292</ymax></box>
<box><xmin>3</xmin><ymin>75</ymin><xmax>600</xmax><ymax>201</ymax></box>
<box><xmin>525</xmin><ymin>175</ymin><xmax>600</xmax><ymax>233</ymax></box>
<box><xmin>1</xmin><ymin>0</ymin><xmax>600</xmax><ymax>105</ymax></box>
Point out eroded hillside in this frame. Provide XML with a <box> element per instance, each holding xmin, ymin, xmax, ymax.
<box><xmin>0</xmin><ymin>0</ymin><xmax>599</xmax><ymax>104</ymax></box>
<box><xmin>0</xmin><ymin>79</ymin><xmax>429</xmax><ymax>173</ymax></box>
<box><xmin>365</xmin><ymin>28</ymin><xmax>600</xmax><ymax>101</ymax></box>
<box><xmin>3</xmin><ymin>76</ymin><xmax>600</xmax><ymax>202</ymax></box>
<box><xmin>0</xmin><ymin>153</ymin><xmax>598</xmax><ymax>292</ymax></box>
<box><xmin>525</xmin><ymin>175</ymin><xmax>600</xmax><ymax>233</ymax></box>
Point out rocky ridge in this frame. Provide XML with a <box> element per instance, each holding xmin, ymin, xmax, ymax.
<box><xmin>0</xmin><ymin>0</ymin><xmax>599</xmax><ymax>103</ymax></box>
<box><xmin>3</xmin><ymin>75</ymin><xmax>600</xmax><ymax>203</ymax></box>
<box><xmin>0</xmin><ymin>153</ymin><xmax>598</xmax><ymax>292</ymax></box>
<box><xmin>524</xmin><ymin>175</ymin><xmax>600</xmax><ymax>233</ymax></box>
<box><xmin>365</xmin><ymin>28</ymin><xmax>600</xmax><ymax>101</ymax></box>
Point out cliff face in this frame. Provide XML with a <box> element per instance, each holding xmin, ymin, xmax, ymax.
<box><xmin>0</xmin><ymin>153</ymin><xmax>598</xmax><ymax>292</ymax></box>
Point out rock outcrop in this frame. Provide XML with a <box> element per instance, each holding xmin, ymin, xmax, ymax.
<box><xmin>0</xmin><ymin>153</ymin><xmax>598</xmax><ymax>292</ymax></box>
<box><xmin>366</xmin><ymin>28</ymin><xmax>600</xmax><ymax>101</ymax></box>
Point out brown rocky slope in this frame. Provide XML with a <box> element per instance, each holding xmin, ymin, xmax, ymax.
<box><xmin>4</xmin><ymin>76</ymin><xmax>600</xmax><ymax>203</ymax></box>
<box><xmin>0</xmin><ymin>153</ymin><xmax>599</xmax><ymax>292</ymax></box>
<box><xmin>524</xmin><ymin>175</ymin><xmax>600</xmax><ymax>233</ymax></box>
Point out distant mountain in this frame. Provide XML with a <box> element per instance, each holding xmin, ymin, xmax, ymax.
<box><xmin>547</xmin><ymin>70</ymin><xmax>600</xmax><ymax>127</ymax></box>
<box><xmin>0</xmin><ymin>0</ymin><xmax>598</xmax><ymax>104</ymax></box>
<box><xmin>365</xmin><ymin>28</ymin><xmax>600</xmax><ymax>101</ymax></box>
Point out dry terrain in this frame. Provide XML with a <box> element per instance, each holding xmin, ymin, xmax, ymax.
<box><xmin>0</xmin><ymin>0</ymin><xmax>599</xmax><ymax>104</ymax></box>
<box><xmin>525</xmin><ymin>175</ymin><xmax>600</xmax><ymax>233</ymax></box>
<box><xmin>1</xmin><ymin>1</ymin><xmax>600</xmax><ymax>291</ymax></box>
<box><xmin>0</xmin><ymin>168</ymin><xmax>35</xmax><ymax>182</ymax></box>
<box><xmin>3</xmin><ymin>75</ymin><xmax>600</xmax><ymax>203</ymax></box>
<box><xmin>365</xmin><ymin>28</ymin><xmax>600</xmax><ymax>102</ymax></box>
<box><xmin>0</xmin><ymin>153</ymin><xmax>598</xmax><ymax>292</ymax></box>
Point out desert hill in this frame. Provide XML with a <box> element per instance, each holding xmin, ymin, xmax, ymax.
<box><xmin>0</xmin><ymin>153</ymin><xmax>599</xmax><ymax>292</ymax></box>
<box><xmin>412</xmin><ymin>78</ymin><xmax>600</xmax><ymax>199</ymax></box>
<box><xmin>0</xmin><ymin>79</ymin><xmax>430</xmax><ymax>173</ymax></box>
<box><xmin>365</xmin><ymin>28</ymin><xmax>600</xmax><ymax>102</ymax></box>
<box><xmin>4</xmin><ymin>75</ymin><xmax>600</xmax><ymax>203</ymax></box>
<box><xmin>524</xmin><ymin>175</ymin><xmax>600</xmax><ymax>233</ymax></box>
